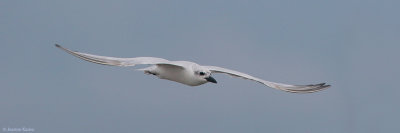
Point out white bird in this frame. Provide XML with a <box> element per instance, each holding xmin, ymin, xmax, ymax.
<box><xmin>55</xmin><ymin>44</ymin><xmax>330</xmax><ymax>93</ymax></box>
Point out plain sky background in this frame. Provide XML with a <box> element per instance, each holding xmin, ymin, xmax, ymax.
<box><xmin>1</xmin><ymin>0</ymin><xmax>399</xmax><ymax>133</ymax></box>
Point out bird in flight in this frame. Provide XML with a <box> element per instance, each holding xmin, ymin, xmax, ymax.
<box><xmin>55</xmin><ymin>44</ymin><xmax>330</xmax><ymax>93</ymax></box>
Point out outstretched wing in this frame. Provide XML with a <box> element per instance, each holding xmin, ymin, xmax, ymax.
<box><xmin>55</xmin><ymin>44</ymin><xmax>181</xmax><ymax>67</ymax></box>
<box><xmin>204</xmin><ymin>65</ymin><xmax>330</xmax><ymax>93</ymax></box>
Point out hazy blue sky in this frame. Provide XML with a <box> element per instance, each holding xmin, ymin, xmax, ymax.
<box><xmin>1</xmin><ymin>0</ymin><xmax>399</xmax><ymax>133</ymax></box>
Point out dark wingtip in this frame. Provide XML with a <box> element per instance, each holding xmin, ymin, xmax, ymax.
<box><xmin>318</xmin><ymin>83</ymin><xmax>331</xmax><ymax>90</ymax></box>
<box><xmin>55</xmin><ymin>44</ymin><xmax>61</xmax><ymax>48</ymax></box>
<box><xmin>293</xmin><ymin>82</ymin><xmax>330</xmax><ymax>93</ymax></box>
<box><xmin>324</xmin><ymin>84</ymin><xmax>331</xmax><ymax>88</ymax></box>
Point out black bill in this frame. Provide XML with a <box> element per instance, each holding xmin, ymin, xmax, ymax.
<box><xmin>205</xmin><ymin>76</ymin><xmax>217</xmax><ymax>84</ymax></box>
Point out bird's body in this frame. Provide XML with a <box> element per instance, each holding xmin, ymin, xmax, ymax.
<box><xmin>142</xmin><ymin>62</ymin><xmax>208</xmax><ymax>86</ymax></box>
<box><xmin>55</xmin><ymin>44</ymin><xmax>330</xmax><ymax>93</ymax></box>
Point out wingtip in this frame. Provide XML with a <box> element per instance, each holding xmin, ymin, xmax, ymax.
<box><xmin>324</xmin><ymin>84</ymin><xmax>331</xmax><ymax>88</ymax></box>
<box><xmin>55</xmin><ymin>44</ymin><xmax>61</xmax><ymax>48</ymax></box>
<box><xmin>289</xmin><ymin>82</ymin><xmax>330</xmax><ymax>93</ymax></box>
<box><xmin>318</xmin><ymin>83</ymin><xmax>331</xmax><ymax>90</ymax></box>
<box><xmin>316</xmin><ymin>83</ymin><xmax>331</xmax><ymax>89</ymax></box>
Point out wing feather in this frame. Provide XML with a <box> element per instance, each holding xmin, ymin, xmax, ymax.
<box><xmin>204</xmin><ymin>65</ymin><xmax>330</xmax><ymax>93</ymax></box>
<box><xmin>55</xmin><ymin>44</ymin><xmax>179</xmax><ymax>67</ymax></box>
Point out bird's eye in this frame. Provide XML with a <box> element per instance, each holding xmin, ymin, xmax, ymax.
<box><xmin>199</xmin><ymin>72</ymin><xmax>205</xmax><ymax>76</ymax></box>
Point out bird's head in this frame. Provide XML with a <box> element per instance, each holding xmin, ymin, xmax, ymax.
<box><xmin>194</xmin><ymin>69</ymin><xmax>217</xmax><ymax>84</ymax></box>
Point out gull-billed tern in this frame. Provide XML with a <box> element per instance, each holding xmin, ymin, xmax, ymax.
<box><xmin>55</xmin><ymin>44</ymin><xmax>330</xmax><ymax>93</ymax></box>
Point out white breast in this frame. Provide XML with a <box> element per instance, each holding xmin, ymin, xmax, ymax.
<box><xmin>155</xmin><ymin>64</ymin><xmax>207</xmax><ymax>86</ymax></box>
